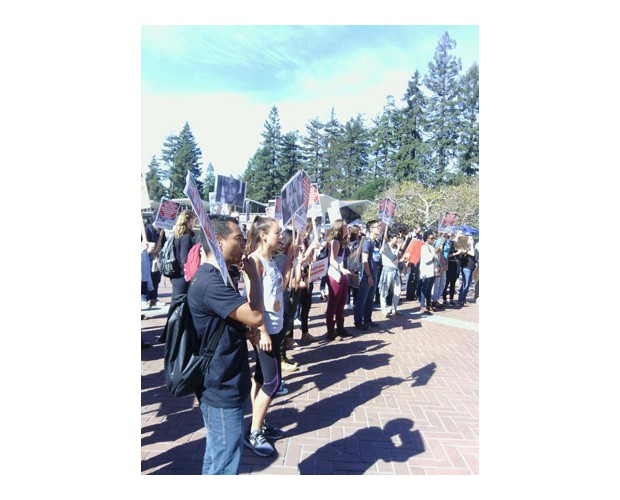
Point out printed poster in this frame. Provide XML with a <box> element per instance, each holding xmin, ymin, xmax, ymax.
<box><xmin>153</xmin><ymin>197</ymin><xmax>182</xmax><ymax>230</ymax></box>
<box><xmin>281</xmin><ymin>170</ymin><xmax>311</xmax><ymax>228</ymax></box>
<box><xmin>439</xmin><ymin>211</ymin><xmax>458</xmax><ymax>232</ymax></box>
<box><xmin>309</xmin><ymin>257</ymin><xmax>329</xmax><ymax>282</ymax></box>
<box><xmin>215</xmin><ymin>175</ymin><xmax>246</xmax><ymax>208</ymax></box>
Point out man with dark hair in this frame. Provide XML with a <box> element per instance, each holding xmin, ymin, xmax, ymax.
<box><xmin>187</xmin><ymin>214</ymin><xmax>264</xmax><ymax>475</ymax></box>
<box><xmin>353</xmin><ymin>219</ymin><xmax>382</xmax><ymax>330</ymax></box>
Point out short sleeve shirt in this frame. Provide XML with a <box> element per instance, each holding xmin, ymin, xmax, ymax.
<box><xmin>188</xmin><ymin>263</ymin><xmax>251</xmax><ymax>408</ymax></box>
<box><xmin>362</xmin><ymin>238</ymin><xmax>377</xmax><ymax>277</ymax></box>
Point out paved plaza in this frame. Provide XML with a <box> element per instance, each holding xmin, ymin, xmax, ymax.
<box><xmin>141</xmin><ymin>277</ymin><xmax>479</xmax><ymax>475</ymax></box>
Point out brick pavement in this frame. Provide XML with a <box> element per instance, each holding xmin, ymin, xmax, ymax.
<box><xmin>141</xmin><ymin>277</ymin><xmax>479</xmax><ymax>475</ymax></box>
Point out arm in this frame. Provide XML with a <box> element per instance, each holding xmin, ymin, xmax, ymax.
<box><xmin>361</xmin><ymin>243</ymin><xmax>373</xmax><ymax>287</ymax></box>
<box><xmin>234</xmin><ymin>254</ymin><xmax>264</xmax><ymax>328</ymax></box>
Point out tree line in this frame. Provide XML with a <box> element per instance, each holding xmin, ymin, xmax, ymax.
<box><xmin>144</xmin><ymin>31</ymin><xmax>478</xmax><ymax>228</ymax></box>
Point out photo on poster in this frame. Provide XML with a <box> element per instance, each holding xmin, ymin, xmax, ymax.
<box><xmin>215</xmin><ymin>175</ymin><xmax>246</xmax><ymax>208</ymax></box>
<box><xmin>281</xmin><ymin>172</ymin><xmax>305</xmax><ymax>227</ymax></box>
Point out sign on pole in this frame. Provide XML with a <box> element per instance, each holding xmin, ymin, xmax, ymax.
<box><xmin>309</xmin><ymin>257</ymin><xmax>329</xmax><ymax>282</ymax></box>
<box><xmin>327</xmin><ymin>200</ymin><xmax>341</xmax><ymax>226</ymax></box>
<box><xmin>183</xmin><ymin>172</ymin><xmax>228</xmax><ymax>284</ymax></box>
<box><xmin>438</xmin><ymin>211</ymin><xmax>458</xmax><ymax>233</ymax></box>
<box><xmin>281</xmin><ymin>170</ymin><xmax>311</xmax><ymax>228</ymax></box>
<box><xmin>153</xmin><ymin>197</ymin><xmax>182</xmax><ymax>230</ymax></box>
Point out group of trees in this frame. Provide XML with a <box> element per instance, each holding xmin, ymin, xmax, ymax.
<box><xmin>144</xmin><ymin>31</ymin><xmax>478</xmax><ymax>230</ymax></box>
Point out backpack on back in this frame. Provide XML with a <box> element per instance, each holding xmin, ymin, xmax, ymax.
<box><xmin>157</xmin><ymin>237</ymin><xmax>181</xmax><ymax>278</ymax></box>
<box><xmin>162</xmin><ymin>282</ymin><xmax>226</xmax><ymax>397</ymax></box>
<box><xmin>184</xmin><ymin>243</ymin><xmax>202</xmax><ymax>282</ymax></box>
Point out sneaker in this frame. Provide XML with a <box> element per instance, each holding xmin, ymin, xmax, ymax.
<box><xmin>141</xmin><ymin>301</ymin><xmax>151</xmax><ymax>310</ymax></box>
<box><xmin>275</xmin><ymin>382</ymin><xmax>289</xmax><ymax>397</ymax></box>
<box><xmin>354</xmin><ymin>322</ymin><xmax>369</xmax><ymax>330</ymax></box>
<box><xmin>368</xmin><ymin>321</ymin><xmax>380</xmax><ymax>327</ymax></box>
<box><xmin>287</xmin><ymin>339</ymin><xmax>301</xmax><ymax>350</ymax></box>
<box><xmin>262</xmin><ymin>420</ymin><xmax>285</xmax><ymax>440</ymax></box>
<box><xmin>150</xmin><ymin>300</ymin><xmax>167</xmax><ymax>308</ymax></box>
<box><xmin>281</xmin><ymin>358</ymin><xmax>300</xmax><ymax>372</ymax></box>
<box><xmin>244</xmin><ymin>429</ymin><xmax>275</xmax><ymax>457</ymax></box>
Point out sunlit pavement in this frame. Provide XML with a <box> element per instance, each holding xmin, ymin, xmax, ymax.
<box><xmin>141</xmin><ymin>277</ymin><xmax>479</xmax><ymax>475</ymax></box>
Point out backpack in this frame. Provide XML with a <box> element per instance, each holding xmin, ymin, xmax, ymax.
<box><xmin>157</xmin><ymin>237</ymin><xmax>181</xmax><ymax>278</ymax></box>
<box><xmin>163</xmin><ymin>283</ymin><xmax>227</xmax><ymax>397</ymax></box>
<box><xmin>184</xmin><ymin>243</ymin><xmax>202</xmax><ymax>282</ymax></box>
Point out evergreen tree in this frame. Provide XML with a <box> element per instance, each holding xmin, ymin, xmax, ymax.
<box><xmin>321</xmin><ymin>108</ymin><xmax>344</xmax><ymax>197</ymax></box>
<box><xmin>456</xmin><ymin>63</ymin><xmax>479</xmax><ymax>178</ymax></box>
<box><xmin>424</xmin><ymin>32</ymin><xmax>462</xmax><ymax>185</ymax></box>
<box><xmin>301</xmin><ymin>117</ymin><xmax>324</xmax><ymax>189</ymax></box>
<box><xmin>394</xmin><ymin>71</ymin><xmax>431</xmax><ymax>184</ymax></box>
<box><xmin>337</xmin><ymin>114</ymin><xmax>370</xmax><ymax>198</ymax></box>
<box><xmin>203</xmin><ymin>162</ymin><xmax>215</xmax><ymax>198</ymax></box>
<box><xmin>243</xmin><ymin>106</ymin><xmax>282</xmax><ymax>202</ymax></box>
<box><xmin>145</xmin><ymin>155</ymin><xmax>166</xmax><ymax>201</ymax></box>
<box><xmin>163</xmin><ymin>122</ymin><xmax>204</xmax><ymax>198</ymax></box>
<box><xmin>279</xmin><ymin>131</ymin><xmax>303</xmax><ymax>185</ymax></box>
<box><xmin>369</xmin><ymin>96</ymin><xmax>400</xmax><ymax>182</ymax></box>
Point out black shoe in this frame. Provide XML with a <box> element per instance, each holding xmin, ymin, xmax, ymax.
<box><xmin>354</xmin><ymin>323</ymin><xmax>369</xmax><ymax>330</ymax></box>
<box><xmin>141</xmin><ymin>342</ymin><xmax>151</xmax><ymax>349</ymax></box>
<box><xmin>368</xmin><ymin>321</ymin><xmax>380</xmax><ymax>327</ymax></box>
<box><xmin>337</xmin><ymin>327</ymin><xmax>353</xmax><ymax>338</ymax></box>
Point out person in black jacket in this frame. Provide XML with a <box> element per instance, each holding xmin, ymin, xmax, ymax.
<box><xmin>171</xmin><ymin>209</ymin><xmax>197</xmax><ymax>300</ymax></box>
<box><xmin>144</xmin><ymin>216</ymin><xmax>166</xmax><ymax>308</ymax></box>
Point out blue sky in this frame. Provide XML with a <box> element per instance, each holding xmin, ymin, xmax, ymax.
<box><xmin>142</xmin><ymin>25</ymin><xmax>478</xmax><ymax>179</ymax></box>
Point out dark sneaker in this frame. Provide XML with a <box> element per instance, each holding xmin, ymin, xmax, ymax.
<box><xmin>244</xmin><ymin>429</ymin><xmax>275</xmax><ymax>456</ymax></box>
<box><xmin>262</xmin><ymin>420</ymin><xmax>285</xmax><ymax>440</ymax></box>
<box><xmin>368</xmin><ymin>321</ymin><xmax>380</xmax><ymax>327</ymax></box>
<box><xmin>354</xmin><ymin>323</ymin><xmax>368</xmax><ymax>330</ymax></box>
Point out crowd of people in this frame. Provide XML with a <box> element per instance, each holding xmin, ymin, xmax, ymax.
<box><xmin>141</xmin><ymin>210</ymin><xmax>479</xmax><ymax>474</ymax></box>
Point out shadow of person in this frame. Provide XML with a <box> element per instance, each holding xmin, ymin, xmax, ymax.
<box><xmin>298</xmin><ymin>417</ymin><xmax>424</xmax><ymax>474</ymax></box>
<box><xmin>410</xmin><ymin>362</ymin><xmax>437</xmax><ymax>387</ymax></box>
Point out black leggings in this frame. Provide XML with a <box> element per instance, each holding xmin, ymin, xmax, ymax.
<box><xmin>298</xmin><ymin>282</ymin><xmax>314</xmax><ymax>333</ymax></box>
<box><xmin>253</xmin><ymin>332</ymin><xmax>281</xmax><ymax>398</ymax></box>
<box><xmin>444</xmin><ymin>261</ymin><xmax>461</xmax><ymax>301</ymax></box>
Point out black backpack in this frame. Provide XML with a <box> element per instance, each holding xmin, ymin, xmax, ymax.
<box><xmin>162</xmin><ymin>283</ymin><xmax>226</xmax><ymax>397</ymax></box>
<box><xmin>157</xmin><ymin>237</ymin><xmax>181</xmax><ymax>278</ymax></box>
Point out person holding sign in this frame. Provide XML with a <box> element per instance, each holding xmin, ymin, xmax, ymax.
<box><xmin>187</xmin><ymin>215</ymin><xmax>263</xmax><ymax>475</ymax></box>
<box><xmin>419</xmin><ymin>231</ymin><xmax>440</xmax><ymax>314</ymax></box>
<box><xmin>458</xmin><ymin>235</ymin><xmax>477</xmax><ymax>306</ymax></box>
<box><xmin>444</xmin><ymin>230</ymin><xmax>464</xmax><ymax>305</ymax></box>
<box><xmin>244</xmin><ymin>216</ymin><xmax>287</xmax><ymax>457</ymax></box>
<box><xmin>325</xmin><ymin>219</ymin><xmax>353</xmax><ymax>341</ymax></box>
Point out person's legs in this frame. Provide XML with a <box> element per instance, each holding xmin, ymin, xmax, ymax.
<box><xmin>392</xmin><ymin>273</ymin><xmax>402</xmax><ymax>312</ymax></box>
<box><xmin>458</xmin><ymin>268</ymin><xmax>472</xmax><ymax>304</ymax></box>
<box><xmin>199</xmin><ymin>399</ymin><xmax>244</xmax><ymax>475</ymax></box>
<box><xmin>354</xmin><ymin>275</ymin><xmax>370</xmax><ymax>326</ymax></box>
<box><xmin>334</xmin><ymin>276</ymin><xmax>350</xmax><ymax>336</ymax></box>
<box><xmin>147</xmin><ymin>270</ymin><xmax>162</xmax><ymax>304</ymax></box>
<box><xmin>363</xmin><ymin>275</ymin><xmax>378</xmax><ymax>325</ymax></box>
<box><xmin>325</xmin><ymin>276</ymin><xmax>338</xmax><ymax>332</ymax></box>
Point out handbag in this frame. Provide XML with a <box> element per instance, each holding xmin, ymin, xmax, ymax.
<box><xmin>327</xmin><ymin>265</ymin><xmax>342</xmax><ymax>283</ymax></box>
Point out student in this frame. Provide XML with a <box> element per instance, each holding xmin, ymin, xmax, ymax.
<box><xmin>244</xmin><ymin>216</ymin><xmax>288</xmax><ymax>457</ymax></box>
<box><xmin>171</xmin><ymin>209</ymin><xmax>197</xmax><ymax>300</ymax></box>
<box><xmin>353</xmin><ymin>220</ymin><xmax>382</xmax><ymax>330</ymax></box>
<box><xmin>325</xmin><ymin>219</ymin><xmax>352</xmax><ymax>341</ymax></box>
<box><xmin>378</xmin><ymin>229</ymin><xmax>402</xmax><ymax>317</ymax></box>
<box><xmin>187</xmin><ymin>215</ymin><xmax>263</xmax><ymax>475</ymax></box>
<box><xmin>419</xmin><ymin>231</ymin><xmax>439</xmax><ymax>314</ymax></box>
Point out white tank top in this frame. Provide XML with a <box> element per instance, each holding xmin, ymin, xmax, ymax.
<box><xmin>252</xmin><ymin>252</ymin><xmax>284</xmax><ymax>335</ymax></box>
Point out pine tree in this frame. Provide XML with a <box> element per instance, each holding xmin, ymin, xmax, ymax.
<box><xmin>321</xmin><ymin>108</ymin><xmax>344</xmax><ymax>197</ymax></box>
<box><xmin>243</xmin><ymin>106</ymin><xmax>282</xmax><ymax>202</ymax></box>
<box><xmin>301</xmin><ymin>117</ymin><xmax>324</xmax><ymax>189</ymax></box>
<box><xmin>338</xmin><ymin>114</ymin><xmax>370</xmax><ymax>198</ymax></box>
<box><xmin>424</xmin><ymin>32</ymin><xmax>462</xmax><ymax>185</ymax></box>
<box><xmin>369</xmin><ymin>96</ymin><xmax>400</xmax><ymax>182</ymax></box>
<box><xmin>163</xmin><ymin>122</ymin><xmax>204</xmax><ymax>198</ymax></box>
<box><xmin>145</xmin><ymin>155</ymin><xmax>166</xmax><ymax>201</ymax></box>
<box><xmin>394</xmin><ymin>71</ymin><xmax>431</xmax><ymax>184</ymax></box>
<box><xmin>203</xmin><ymin>162</ymin><xmax>215</xmax><ymax>198</ymax></box>
<box><xmin>456</xmin><ymin>63</ymin><xmax>479</xmax><ymax>178</ymax></box>
<box><xmin>279</xmin><ymin>131</ymin><xmax>303</xmax><ymax>185</ymax></box>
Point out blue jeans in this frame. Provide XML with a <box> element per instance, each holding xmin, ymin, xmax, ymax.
<box><xmin>199</xmin><ymin>400</ymin><xmax>244</xmax><ymax>475</ymax></box>
<box><xmin>432</xmin><ymin>271</ymin><xmax>446</xmax><ymax>302</ymax></box>
<box><xmin>353</xmin><ymin>269</ymin><xmax>378</xmax><ymax>325</ymax></box>
<box><xmin>458</xmin><ymin>268</ymin><xmax>473</xmax><ymax>304</ymax></box>
<box><xmin>420</xmin><ymin>277</ymin><xmax>435</xmax><ymax>309</ymax></box>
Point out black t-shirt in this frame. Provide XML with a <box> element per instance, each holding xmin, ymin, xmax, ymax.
<box><xmin>188</xmin><ymin>263</ymin><xmax>250</xmax><ymax>408</ymax></box>
<box><xmin>461</xmin><ymin>252</ymin><xmax>476</xmax><ymax>270</ymax></box>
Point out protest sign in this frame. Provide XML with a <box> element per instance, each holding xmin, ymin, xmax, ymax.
<box><xmin>403</xmin><ymin>238</ymin><xmax>424</xmax><ymax>265</ymax></box>
<box><xmin>308</xmin><ymin>183</ymin><xmax>322</xmax><ymax>219</ymax></box>
<box><xmin>456</xmin><ymin>235</ymin><xmax>469</xmax><ymax>251</ymax></box>
<box><xmin>153</xmin><ymin>197</ymin><xmax>182</xmax><ymax>230</ymax></box>
<box><xmin>215</xmin><ymin>175</ymin><xmax>246</xmax><ymax>208</ymax></box>
<box><xmin>309</xmin><ymin>257</ymin><xmax>329</xmax><ymax>282</ymax></box>
<box><xmin>327</xmin><ymin>200</ymin><xmax>341</xmax><ymax>226</ymax></box>
<box><xmin>439</xmin><ymin>211</ymin><xmax>458</xmax><ymax>232</ymax></box>
<box><xmin>281</xmin><ymin>170</ymin><xmax>311</xmax><ymax>228</ymax></box>
<box><xmin>384</xmin><ymin>198</ymin><xmax>397</xmax><ymax>226</ymax></box>
<box><xmin>377</xmin><ymin>197</ymin><xmax>387</xmax><ymax>220</ymax></box>
<box><xmin>183</xmin><ymin>172</ymin><xmax>228</xmax><ymax>284</ymax></box>
<box><xmin>274</xmin><ymin>196</ymin><xmax>282</xmax><ymax>222</ymax></box>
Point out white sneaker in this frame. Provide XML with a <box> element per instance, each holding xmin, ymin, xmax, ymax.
<box><xmin>141</xmin><ymin>301</ymin><xmax>150</xmax><ymax>310</ymax></box>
